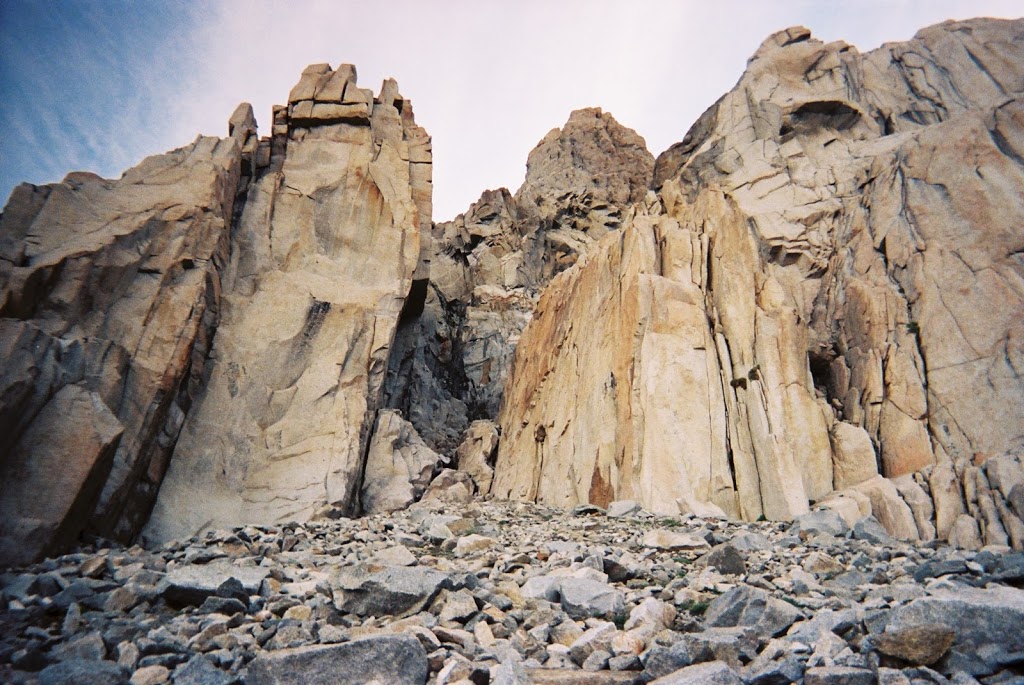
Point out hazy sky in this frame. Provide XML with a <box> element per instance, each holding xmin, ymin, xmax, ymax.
<box><xmin>1</xmin><ymin>1</ymin><xmax>1020</xmax><ymax>221</ymax></box>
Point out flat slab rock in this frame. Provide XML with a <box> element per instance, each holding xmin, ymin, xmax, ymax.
<box><xmin>161</xmin><ymin>561</ymin><xmax>270</xmax><ymax>606</ymax></box>
<box><xmin>331</xmin><ymin>565</ymin><xmax>459</xmax><ymax>616</ymax></box>
<box><xmin>245</xmin><ymin>635</ymin><xmax>428</xmax><ymax>685</ymax></box>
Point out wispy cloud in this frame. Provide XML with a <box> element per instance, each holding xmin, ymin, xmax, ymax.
<box><xmin>2</xmin><ymin>1</ymin><xmax>1020</xmax><ymax>219</ymax></box>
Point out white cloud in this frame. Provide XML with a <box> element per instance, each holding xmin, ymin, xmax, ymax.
<box><xmin>3</xmin><ymin>1</ymin><xmax>1021</xmax><ymax>220</ymax></box>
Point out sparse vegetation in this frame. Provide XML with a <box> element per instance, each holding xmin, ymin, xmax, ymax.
<box><xmin>678</xmin><ymin>599</ymin><xmax>710</xmax><ymax>616</ymax></box>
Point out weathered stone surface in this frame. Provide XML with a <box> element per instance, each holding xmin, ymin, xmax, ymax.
<box><xmin>886</xmin><ymin>585</ymin><xmax>1024</xmax><ymax>675</ymax></box>
<box><xmin>830</xmin><ymin>423</ymin><xmax>879</xmax><ymax>490</ymax></box>
<box><xmin>0</xmin><ymin>385</ymin><xmax>123</xmax><ymax>567</ymax></box>
<box><xmin>648</xmin><ymin>660</ymin><xmax>743</xmax><ymax>685</ymax></box>
<box><xmin>143</xmin><ymin>67</ymin><xmax>431</xmax><ymax>543</ymax></box>
<box><xmin>873</xmin><ymin>624</ymin><xmax>956</xmax><ymax>666</ymax></box>
<box><xmin>331</xmin><ymin>565</ymin><xmax>455</xmax><ymax>617</ymax></box>
<box><xmin>39</xmin><ymin>659</ymin><xmax>129</xmax><ymax>685</ymax></box>
<box><xmin>641</xmin><ymin>529</ymin><xmax>711</xmax><ymax>551</ymax></box>
<box><xmin>0</xmin><ymin>114</ymin><xmax>250</xmax><ymax>562</ymax></box>
<box><xmin>161</xmin><ymin>561</ymin><xmax>268</xmax><ymax>606</ymax></box>
<box><xmin>361</xmin><ymin>409</ymin><xmax>443</xmax><ymax>514</ymax></box>
<box><xmin>384</xmin><ymin>108</ymin><xmax>654</xmax><ymax>455</ymax></box>
<box><xmin>421</xmin><ymin>468</ymin><xmax>475</xmax><ymax>503</ymax></box>
<box><xmin>704</xmin><ymin>586</ymin><xmax>802</xmax><ymax>637</ymax></box>
<box><xmin>0</xmin><ymin>497</ymin><xmax>1023</xmax><ymax>685</ymax></box>
<box><xmin>852</xmin><ymin>476</ymin><xmax>920</xmax><ymax>542</ymax></box>
<box><xmin>454</xmin><ymin>420</ymin><xmax>499</xmax><ymax>493</ymax></box>
<box><xmin>494</xmin><ymin>18</ymin><xmax>1024</xmax><ymax>529</ymax></box>
<box><xmin>245</xmin><ymin>635</ymin><xmax>428</xmax><ymax>685</ymax></box>
<box><xmin>559</xmin><ymin>577</ymin><xmax>625</xmax><ymax>620</ymax></box>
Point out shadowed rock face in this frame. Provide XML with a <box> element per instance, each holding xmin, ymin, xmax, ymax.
<box><xmin>0</xmin><ymin>63</ymin><xmax>433</xmax><ymax>560</ymax></box>
<box><xmin>2</xmin><ymin>19</ymin><xmax>1023</xmax><ymax>566</ymax></box>
<box><xmin>0</xmin><ymin>118</ymin><xmax>250</xmax><ymax>565</ymax></box>
<box><xmin>492</xmin><ymin>18</ymin><xmax>1024</xmax><ymax>544</ymax></box>
<box><xmin>384</xmin><ymin>107</ymin><xmax>655</xmax><ymax>452</ymax></box>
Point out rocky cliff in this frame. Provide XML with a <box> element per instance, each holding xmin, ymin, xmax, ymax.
<box><xmin>0</xmin><ymin>64</ymin><xmax>433</xmax><ymax>562</ymax></box>
<box><xmin>382</xmin><ymin>107</ymin><xmax>654</xmax><ymax>455</ymax></box>
<box><xmin>492</xmin><ymin>19</ymin><xmax>1024</xmax><ymax>549</ymax></box>
<box><xmin>1</xmin><ymin>18</ymin><xmax>1023</xmax><ymax>569</ymax></box>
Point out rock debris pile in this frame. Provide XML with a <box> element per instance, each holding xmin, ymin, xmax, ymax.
<box><xmin>2</xmin><ymin>500</ymin><xmax>1023</xmax><ymax>684</ymax></box>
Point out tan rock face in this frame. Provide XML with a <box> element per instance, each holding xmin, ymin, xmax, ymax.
<box><xmin>455</xmin><ymin>420</ymin><xmax>500</xmax><ymax>494</ymax></box>
<box><xmin>361</xmin><ymin>410</ymin><xmax>444</xmax><ymax>515</ymax></box>
<box><xmin>384</xmin><ymin>109</ymin><xmax>654</xmax><ymax>453</ymax></box>
<box><xmin>493</xmin><ymin>18</ymin><xmax>1024</xmax><ymax>535</ymax></box>
<box><xmin>143</xmin><ymin>66</ymin><xmax>431</xmax><ymax>544</ymax></box>
<box><xmin>0</xmin><ymin>116</ymin><xmax>250</xmax><ymax>564</ymax></box>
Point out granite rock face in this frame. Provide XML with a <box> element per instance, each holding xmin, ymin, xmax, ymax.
<box><xmin>3</xmin><ymin>18</ymin><xmax>1024</xmax><ymax>568</ymax></box>
<box><xmin>0</xmin><ymin>115</ymin><xmax>252</xmax><ymax>565</ymax></box>
<box><xmin>0</xmin><ymin>64</ymin><xmax>432</xmax><ymax>560</ymax></box>
<box><xmin>493</xmin><ymin>18</ymin><xmax>1024</xmax><ymax>545</ymax></box>
<box><xmin>143</xmin><ymin>65</ymin><xmax>431</xmax><ymax>544</ymax></box>
<box><xmin>384</xmin><ymin>107</ymin><xmax>654</xmax><ymax>452</ymax></box>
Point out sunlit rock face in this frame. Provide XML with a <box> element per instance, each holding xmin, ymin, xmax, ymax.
<box><xmin>2</xmin><ymin>18</ymin><xmax>1023</xmax><ymax>566</ymax></box>
<box><xmin>492</xmin><ymin>18</ymin><xmax>1024</xmax><ymax>545</ymax></box>
<box><xmin>143</xmin><ymin>66</ymin><xmax>432</xmax><ymax>544</ymax></box>
<box><xmin>0</xmin><ymin>114</ymin><xmax>251</xmax><ymax>566</ymax></box>
<box><xmin>384</xmin><ymin>107</ymin><xmax>655</xmax><ymax>452</ymax></box>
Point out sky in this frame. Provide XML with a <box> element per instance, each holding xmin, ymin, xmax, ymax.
<box><xmin>1</xmin><ymin>1</ymin><xmax>1021</xmax><ymax>222</ymax></box>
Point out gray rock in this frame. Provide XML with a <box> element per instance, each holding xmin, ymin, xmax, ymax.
<box><xmin>648</xmin><ymin>660</ymin><xmax>743</xmax><ymax>685</ymax></box>
<box><xmin>521</xmin><ymin>575</ymin><xmax>562</xmax><ymax>602</ymax></box>
<box><xmin>161</xmin><ymin>562</ymin><xmax>269</xmax><ymax>607</ymax></box>
<box><xmin>583</xmin><ymin>649</ymin><xmax>612</xmax><ymax>671</ymax></box>
<box><xmin>742</xmin><ymin>653</ymin><xmax>805</xmax><ymax>685</ymax></box>
<box><xmin>559</xmin><ymin>577</ymin><xmax>625</xmax><ymax>620</ymax></box>
<box><xmin>332</xmin><ymin>565</ymin><xmax>456</xmax><ymax>617</ymax></box>
<box><xmin>51</xmin><ymin>630</ymin><xmax>106</xmax><ymax>661</ymax></box>
<box><xmin>245</xmin><ymin>635</ymin><xmax>428</xmax><ymax>685</ymax></box>
<box><xmin>643</xmin><ymin>628</ymin><xmax>756</xmax><ymax>677</ymax></box>
<box><xmin>606</xmin><ymin>500</ymin><xmax>641</xmax><ymax>518</ymax></box>
<box><xmin>853</xmin><ymin>516</ymin><xmax>897</xmax><ymax>545</ymax></box>
<box><xmin>704</xmin><ymin>586</ymin><xmax>802</xmax><ymax>637</ymax></box>
<box><xmin>886</xmin><ymin>585</ymin><xmax>1024</xmax><ymax>675</ymax></box>
<box><xmin>38</xmin><ymin>659</ymin><xmax>129</xmax><ymax>685</ymax></box>
<box><xmin>804</xmin><ymin>666</ymin><xmax>875</xmax><ymax>685</ymax></box>
<box><xmin>171</xmin><ymin>654</ymin><xmax>233</xmax><ymax>685</ymax></box>
<box><xmin>729</xmin><ymin>532</ymin><xmax>772</xmax><ymax>552</ymax></box>
<box><xmin>697</xmin><ymin>544</ymin><xmax>746</xmax><ymax>575</ymax></box>
<box><xmin>790</xmin><ymin>511</ymin><xmax>849</xmax><ymax>538</ymax></box>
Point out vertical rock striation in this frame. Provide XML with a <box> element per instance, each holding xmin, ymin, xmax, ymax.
<box><xmin>0</xmin><ymin>116</ymin><xmax>252</xmax><ymax>565</ymax></box>
<box><xmin>0</xmin><ymin>63</ymin><xmax>433</xmax><ymax>560</ymax></box>
<box><xmin>143</xmin><ymin>65</ymin><xmax>432</xmax><ymax>544</ymax></box>
<box><xmin>493</xmin><ymin>18</ymin><xmax>1024</xmax><ymax>544</ymax></box>
<box><xmin>385</xmin><ymin>108</ymin><xmax>654</xmax><ymax>451</ymax></box>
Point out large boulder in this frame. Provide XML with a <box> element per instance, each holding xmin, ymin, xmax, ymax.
<box><xmin>360</xmin><ymin>409</ymin><xmax>443</xmax><ymax>514</ymax></box>
<box><xmin>245</xmin><ymin>634</ymin><xmax>428</xmax><ymax>685</ymax></box>
<box><xmin>884</xmin><ymin>585</ymin><xmax>1024</xmax><ymax>676</ymax></box>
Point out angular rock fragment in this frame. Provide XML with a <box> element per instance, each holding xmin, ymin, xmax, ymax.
<box><xmin>245</xmin><ymin>635</ymin><xmax>428</xmax><ymax>685</ymax></box>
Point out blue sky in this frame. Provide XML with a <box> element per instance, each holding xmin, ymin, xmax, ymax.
<box><xmin>2</xmin><ymin>1</ymin><xmax>1021</xmax><ymax>221</ymax></box>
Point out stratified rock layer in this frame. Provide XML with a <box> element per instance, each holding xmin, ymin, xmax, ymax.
<box><xmin>493</xmin><ymin>18</ymin><xmax>1024</xmax><ymax>544</ymax></box>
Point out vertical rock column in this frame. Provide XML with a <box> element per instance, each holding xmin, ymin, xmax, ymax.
<box><xmin>143</xmin><ymin>64</ymin><xmax>431</xmax><ymax>544</ymax></box>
